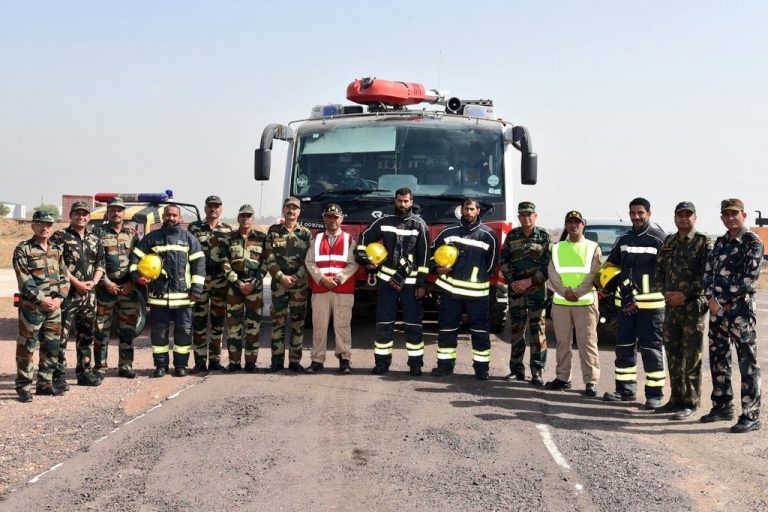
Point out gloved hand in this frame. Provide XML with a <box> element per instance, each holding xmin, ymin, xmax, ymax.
<box><xmin>388</xmin><ymin>272</ymin><xmax>406</xmax><ymax>291</ymax></box>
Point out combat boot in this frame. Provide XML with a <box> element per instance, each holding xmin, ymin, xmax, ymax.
<box><xmin>118</xmin><ymin>368</ymin><xmax>138</xmax><ymax>379</ymax></box>
<box><xmin>475</xmin><ymin>371</ymin><xmax>490</xmax><ymax>381</ymax></box>
<box><xmin>189</xmin><ymin>360</ymin><xmax>207</xmax><ymax>374</ymax></box>
<box><xmin>603</xmin><ymin>391</ymin><xmax>637</xmax><ymax>402</ymax></box>
<box><xmin>339</xmin><ymin>359</ymin><xmax>352</xmax><ymax>374</ymax></box>
<box><xmin>371</xmin><ymin>365</ymin><xmax>389</xmax><ymax>375</ymax></box>
<box><xmin>288</xmin><ymin>362</ymin><xmax>305</xmax><ymax>373</ymax></box>
<box><xmin>16</xmin><ymin>391</ymin><xmax>33</xmax><ymax>403</ymax></box>
<box><xmin>305</xmin><ymin>362</ymin><xmax>324</xmax><ymax>374</ymax></box>
<box><xmin>530</xmin><ymin>374</ymin><xmax>544</xmax><ymax>387</ymax></box>
<box><xmin>409</xmin><ymin>366</ymin><xmax>423</xmax><ymax>377</ymax></box>
<box><xmin>700</xmin><ymin>405</ymin><xmax>735</xmax><ymax>423</ymax></box>
<box><xmin>226</xmin><ymin>363</ymin><xmax>242</xmax><ymax>373</ymax></box>
<box><xmin>53</xmin><ymin>375</ymin><xmax>70</xmax><ymax>392</ymax></box>
<box><xmin>36</xmin><ymin>386</ymin><xmax>64</xmax><ymax>396</ymax></box>
<box><xmin>208</xmin><ymin>361</ymin><xmax>227</xmax><ymax>372</ymax></box>
<box><xmin>174</xmin><ymin>367</ymin><xmax>188</xmax><ymax>377</ymax></box>
<box><xmin>152</xmin><ymin>366</ymin><xmax>168</xmax><ymax>378</ymax></box>
<box><xmin>77</xmin><ymin>372</ymin><xmax>102</xmax><ymax>387</ymax></box>
<box><xmin>244</xmin><ymin>362</ymin><xmax>258</xmax><ymax>373</ymax></box>
<box><xmin>430</xmin><ymin>366</ymin><xmax>454</xmax><ymax>377</ymax></box>
<box><xmin>730</xmin><ymin>415</ymin><xmax>761</xmax><ymax>433</ymax></box>
<box><xmin>266</xmin><ymin>357</ymin><xmax>284</xmax><ymax>373</ymax></box>
<box><xmin>504</xmin><ymin>371</ymin><xmax>525</xmax><ymax>382</ymax></box>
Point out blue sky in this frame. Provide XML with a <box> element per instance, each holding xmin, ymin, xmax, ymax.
<box><xmin>2</xmin><ymin>1</ymin><xmax>766</xmax><ymax>233</ymax></box>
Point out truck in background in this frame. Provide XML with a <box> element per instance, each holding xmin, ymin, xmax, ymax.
<box><xmin>253</xmin><ymin>78</ymin><xmax>537</xmax><ymax>332</ymax></box>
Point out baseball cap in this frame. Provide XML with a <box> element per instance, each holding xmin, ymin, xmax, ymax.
<box><xmin>674</xmin><ymin>201</ymin><xmax>696</xmax><ymax>213</ymax></box>
<box><xmin>32</xmin><ymin>210</ymin><xmax>55</xmax><ymax>223</ymax></box>
<box><xmin>720</xmin><ymin>198</ymin><xmax>744</xmax><ymax>212</ymax></box>
<box><xmin>107</xmin><ymin>197</ymin><xmax>126</xmax><ymax>209</ymax></box>
<box><xmin>238</xmin><ymin>204</ymin><xmax>255</xmax><ymax>215</ymax></box>
<box><xmin>70</xmin><ymin>201</ymin><xmax>91</xmax><ymax>214</ymax></box>
<box><xmin>283</xmin><ymin>196</ymin><xmax>302</xmax><ymax>208</ymax></box>
<box><xmin>564</xmin><ymin>210</ymin><xmax>585</xmax><ymax>224</ymax></box>
<box><xmin>518</xmin><ymin>201</ymin><xmax>536</xmax><ymax>213</ymax></box>
<box><xmin>205</xmin><ymin>195</ymin><xmax>222</xmax><ymax>205</ymax></box>
<box><xmin>323</xmin><ymin>204</ymin><xmax>344</xmax><ymax>217</ymax></box>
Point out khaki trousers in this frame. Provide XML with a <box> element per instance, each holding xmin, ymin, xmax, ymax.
<box><xmin>551</xmin><ymin>302</ymin><xmax>600</xmax><ymax>384</ymax></box>
<box><xmin>311</xmin><ymin>292</ymin><xmax>354</xmax><ymax>364</ymax></box>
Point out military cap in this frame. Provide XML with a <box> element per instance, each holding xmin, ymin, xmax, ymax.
<box><xmin>720</xmin><ymin>198</ymin><xmax>744</xmax><ymax>212</ymax></box>
<box><xmin>518</xmin><ymin>201</ymin><xmax>536</xmax><ymax>213</ymax></box>
<box><xmin>107</xmin><ymin>197</ymin><xmax>126</xmax><ymax>209</ymax></box>
<box><xmin>205</xmin><ymin>195</ymin><xmax>222</xmax><ymax>205</ymax></box>
<box><xmin>283</xmin><ymin>196</ymin><xmax>302</xmax><ymax>208</ymax></box>
<box><xmin>238</xmin><ymin>204</ymin><xmax>255</xmax><ymax>215</ymax></box>
<box><xmin>70</xmin><ymin>201</ymin><xmax>91</xmax><ymax>214</ymax></box>
<box><xmin>323</xmin><ymin>203</ymin><xmax>344</xmax><ymax>217</ymax></box>
<box><xmin>32</xmin><ymin>210</ymin><xmax>55</xmax><ymax>223</ymax></box>
<box><xmin>564</xmin><ymin>210</ymin><xmax>585</xmax><ymax>224</ymax></box>
<box><xmin>674</xmin><ymin>201</ymin><xmax>696</xmax><ymax>213</ymax></box>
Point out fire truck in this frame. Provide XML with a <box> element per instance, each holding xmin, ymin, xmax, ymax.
<box><xmin>253</xmin><ymin>77</ymin><xmax>537</xmax><ymax>332</ymax></box>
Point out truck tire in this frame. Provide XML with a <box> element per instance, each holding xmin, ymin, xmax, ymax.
<box><xmin>489</xmin><ymin>284</ymin><xmax>508</xmax><ymax>334</ymax></box>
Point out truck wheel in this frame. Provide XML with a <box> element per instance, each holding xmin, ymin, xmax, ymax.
<box><xmin>489</xmin><ymin>285</ymin><xmax>508</xmax><ymax>334</ymax></box>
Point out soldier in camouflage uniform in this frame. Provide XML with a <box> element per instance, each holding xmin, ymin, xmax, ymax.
<box><xmin>654</xmin><ymin>201</ymin><xmax>712</xmax><ymax>420</ymax></box>
<box><xmin>92</xmin><ymin>197</ymin><xmax>142</xmax><ymax>379</ymax></box>
<box><xmin>187</xmin><ymin>195</ymin><xmax>233</xmax><ymax>373</ymax></box>
<box><xmin>264</xmin><ymin>197</ymin><xmax>311</xmax><ymax>372</ymax></box>
<box><xmin>51</xmin><ymin>201</ymin><xmax>105</xmax><ymax>387</ymax></box>
<box><xmin>702</xmin><ymin>198</ymin><xmax>763</xmax><ymax>433</ymax></box>
<box><xmin>219</xmin><ymin>204</ymin><xmax>268</xmax><ymax>373</ymax></box>
<box><xmin>13</xmin><ymin>210</ymin><xmax>70</xmax><ymax>402</ymax></box>
<box><xmin>500</xmin><ymin>201</ymin><xmax>551</xmax><ymax>386</ymax></box>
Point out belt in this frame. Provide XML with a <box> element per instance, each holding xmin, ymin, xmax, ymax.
<box><xmin>282</xmin><ymin>268</ymin><xmax>301</xmax><ymax>276</ymax></box>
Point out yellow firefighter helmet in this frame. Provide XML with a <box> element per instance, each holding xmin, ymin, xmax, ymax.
<box><xmin>365</xmin><ymin>242</ymin><xmax>388</xmax><ymax>266</ymax></box>
<box><xmin>137</xmin><ymin>253</ymin><xmax>162</xmax><ymax>281</ymax></box>
<box><xmin>434</xmin><ymin>244</ymin><xmax>459</xmax><ymax>269</ymax></box>
<box><xmin>597</xmin><ymin>264</ymin><xmax>621</xmax><ymax>290</ymax></box>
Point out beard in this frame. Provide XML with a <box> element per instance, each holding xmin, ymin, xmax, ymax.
<box><xmin>396</xmin><ymin>206</ymin><xmax>412</xmax><ymax>217</ymax></box>
<box><xmin>163</xmin><ymin>219</ymin><xmax>179</xmax><ymax>228</ymax></box>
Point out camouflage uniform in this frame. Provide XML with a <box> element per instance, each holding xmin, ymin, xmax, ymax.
<box><xmin>220</xmin><ymin>228</ymin><xmax>268</xmax><ymax>366</ymax></box>
<box><xmin>188</xmin><ymin>219</ymin><xmax>233</xmax><ymax>366</ymax></box>
<box><xmin>501</xmin><ymin>226</ymin><xmax>551</xmax><ymax>379</ymax></box>
<box><xmin>51</xmin><ymin>225</ymin><xmax>105</xmax><ymax>379</ymax></box>
<box><xmin>655</xmin><ymin>229</ymin><xmax>712</xmax><ymax>409</ymax></box>
<box><xmin>93</xmin><ymin>223</ymin><xmax>141</xmax><ymax>375</ymax></box>
<box><xmin>264</xmin><ymin>223</ymin><xmax>311</xmax><ymax>366</ymax></box>
<box><xmin>704</xmin><ymin>227</ymin><xmax>763</xmax><ymax>421</ymax></box>
<box><xmin>13</xmin><ymin>236</ymin><xmax>69</xmax><ymax>394</ymax></box>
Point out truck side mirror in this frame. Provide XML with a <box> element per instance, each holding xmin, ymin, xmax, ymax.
<box><xmin>522</xmin><ymin>153</ymin><xmax>537</xmax><ymax>185</ymax></box>
<box><xmin>254</xmin><ymin>149</ymin><xmax>271</xmax><ymax>181</ymax></box>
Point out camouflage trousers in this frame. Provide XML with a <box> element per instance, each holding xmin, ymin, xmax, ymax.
<box><xmin>94</xmin><ymin>287</ymin><xmax>141</xmax><ymax>374</ymax></box>
<box><xmin>663</xmin><ymin>298</ymin><xmax>706</xmax><ymax>408</ymax></box>
<box><xmin>270</xmin><ymin>278</ymin><xmax>308</xmax><ymax>364</ymax></box>
<box><xmin>16</xmin><ymin>301</ymin><xmax>62</xmax><ymax>393</ymax></box>
<box><xmin>508</xmin><ymin>291</ymin><xmax>547</xmax><ymax>376</ymax></box>
<box><xmin>227</xmin><ymin>281</ymin><xmax>263</xmax><ymax>365</ymax></box>
<box><xmin>58</xmin><ymin>291</ymin><xmax>97</xmax><ymax>378</ymax></box>
<box><xmin>192</xmin><ymin>276</ymin><xmax>228</xmax><ymax>363</ymax></box>
<box><xmin>708</xmin><ymin>298</ymin><xmax>761</xmax><ymax>420</ymax></box>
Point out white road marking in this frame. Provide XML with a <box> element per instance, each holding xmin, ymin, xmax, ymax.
<box><xmin>535</xmin><ymin>423</ymin><xmax>571</xmax><ymax>469</ymax></box>
<box><xmin>167</xmin><ymin>382</ymin><xmax>197</xmax><ymax>400</ymax></box>
<box><xmin>28</xmin><ymin>463</ymin><xmax>63</xmax><ymax>484</ymax></box>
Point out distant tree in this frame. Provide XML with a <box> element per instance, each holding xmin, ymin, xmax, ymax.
<box><xmin>34</xmin><ymin>204</ymin><xmax>60</xmax><ymax>219</ymax></box>
<box><xmin>0</xmin><ymin>203</ymin><xmax>9</xmax><ymax>218</ymax></box>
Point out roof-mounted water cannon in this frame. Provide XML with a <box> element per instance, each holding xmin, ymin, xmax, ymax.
<box><xmin>346</xmin><ymin>77</ymin><xmax>495</xmax><ymax>118</ymax></box>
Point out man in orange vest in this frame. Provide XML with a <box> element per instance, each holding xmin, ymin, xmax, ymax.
<box><xmin>304</xmin><ymin>204</ymin><xmax>360</xmax><ymax>373</ymax></box>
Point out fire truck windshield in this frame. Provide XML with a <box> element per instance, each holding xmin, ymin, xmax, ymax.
<box><xmin>292</xmin><ymin>118</ymin><xmax>504</xmax><ymax>199</ymax></box>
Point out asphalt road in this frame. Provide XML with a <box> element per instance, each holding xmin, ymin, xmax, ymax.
<box><xmin>2</xmin><ymin>289</ymin><xmax>767</xmax><ymax>510</ymax></box>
